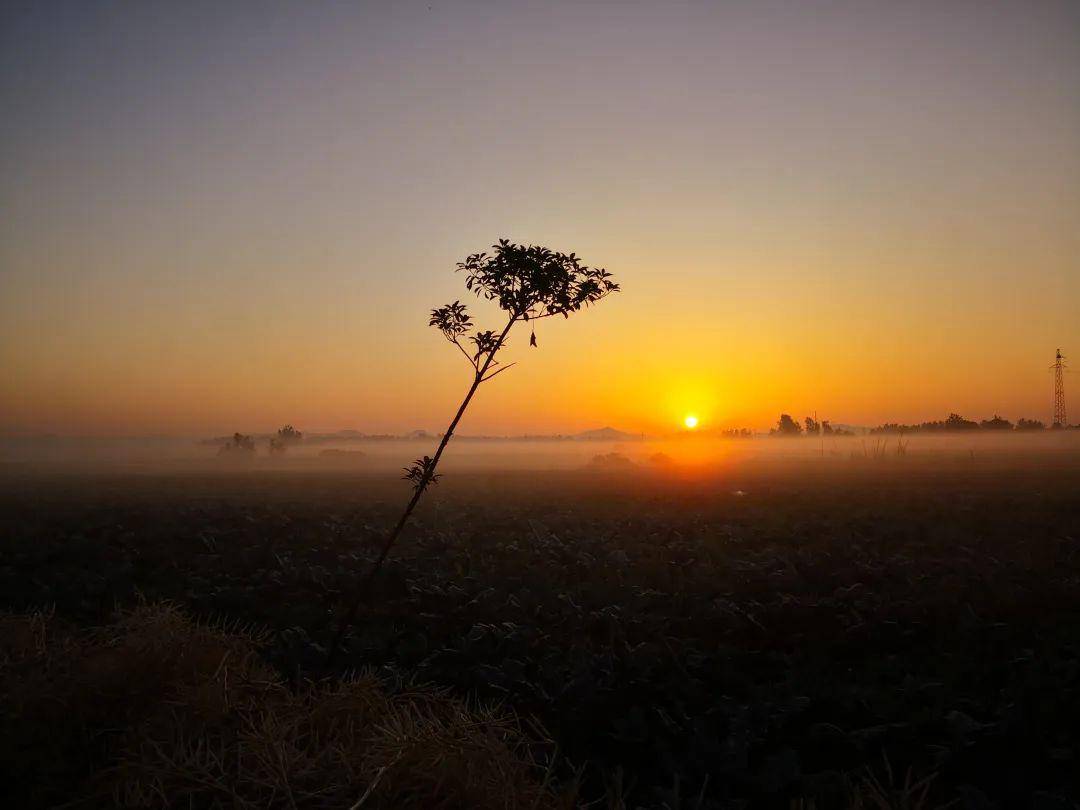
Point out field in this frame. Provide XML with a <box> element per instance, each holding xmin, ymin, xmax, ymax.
<box><xmin>2</xmin><ymin>442</ymin><xmax>1079</xmax><ymax>808</ymax></box>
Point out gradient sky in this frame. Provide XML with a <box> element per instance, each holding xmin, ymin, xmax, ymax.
<box><xmin>2</xmin><ymin>0</ymin><xmax>1078</xmax><ymax>437</ymax></box>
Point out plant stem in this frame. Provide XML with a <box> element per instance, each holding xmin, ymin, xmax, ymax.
<box><xmin>326</xmin><ymin>315</ymin><xmax>516</xmax><ymax>665</ymax></box>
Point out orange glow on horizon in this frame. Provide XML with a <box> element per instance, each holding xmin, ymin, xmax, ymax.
<box><xmin>0</xmin><ymin>3</ymin><xmax>1076</xmax><ymax>438</ymax></box>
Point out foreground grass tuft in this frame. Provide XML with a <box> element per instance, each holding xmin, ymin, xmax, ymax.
<box><xmin>0</xmin><ymin>603</ymin><xmax>569</xmax><ymax>809</ymax></box>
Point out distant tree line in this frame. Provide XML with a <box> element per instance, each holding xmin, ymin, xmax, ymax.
<box><xmin>761</xmin><ymin>412</ymin><xmax>1068</xmax><ymax>436</ymax></box>
<box><xmin>768</xmin><ymin>414</ymin><xmax>853</xmax><ymax>437</ymax></box>
<box><xmin>212</xmin><ymin>414</ymin><xmax>1072</xmax><ymax>454</ymax></box>
<box><xmin>217</xmin><ymin>425</ymin><xmax>303</xmax><ymax>457</ymax></box>
<box><xmin>870</xmin><ymin>414</ymin><xmax>1057</xmax><ymax>434</ymax></box>
<box><xmin>721</xmin><ymin>428</ymin><xmax>754</xmax><ymax>439</ymax></box>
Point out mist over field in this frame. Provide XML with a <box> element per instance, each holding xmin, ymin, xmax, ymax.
<box><xmin>4</xmin><ymin>437</ymin><xmax>1079</xmax><ymax>807</ymax></box>
<box><xmin>3</xmin><ymin>430</ymin><xmax>1078</xmax><ymax>477</ymax></box>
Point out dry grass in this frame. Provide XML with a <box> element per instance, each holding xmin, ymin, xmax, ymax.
<box><xmin>0</xmin><ymin>603</ymin><xmax>571</xmax><ymax>809</ymax></box>
<box><xmin>840</xmin><ymin>753</ymin><xmax>957</xmax><ymax>810</ymax></box>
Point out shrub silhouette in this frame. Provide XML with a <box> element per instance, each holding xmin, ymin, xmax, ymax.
<box><xmin>269</xmin><ymin>424</ymin><xmax>303</xmax><ymax>455</ymax></box>
<box><xmin>329</xmin><ymin>239</ymin><xmax>618</xmax><ymax>662</ymax></box>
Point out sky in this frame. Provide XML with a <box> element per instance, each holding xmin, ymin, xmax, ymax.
<box><xmin>1</xmin><ymin>0</ymin><xmax>1078</xmax><ymax>437</ymax></box>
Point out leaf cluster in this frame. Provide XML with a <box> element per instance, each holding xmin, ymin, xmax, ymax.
<box><xmin>429</xmin><ymin>301</ymin><xmax>473</xmax><ymax>342</ymax></box>
<box><xmin>429</xmin><ymin>240</ymin><xmax>619</xmax><ymax>382</ymax></box>
<box><xmin>469</xmin><ymin>330</ymin><xmax>501</xmax><ymax>364</ymax></box>
<box><xmin>457</xmin><ymin>238</ymin><xmax>618</xmax><ymax>320</ymax></box>
<box><xmin>402</xmin><ymin>456</ymin><xmax>440</xmax><ymax>492</ymax></box>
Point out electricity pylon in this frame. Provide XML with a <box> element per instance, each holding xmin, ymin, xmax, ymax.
<box><xmin>1052</xmin><ymin>349</ymin><xmax>1067</xmax><ymax>428</ymax></box>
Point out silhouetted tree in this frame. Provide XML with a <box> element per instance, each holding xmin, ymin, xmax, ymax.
<box><xmin>329</xmin><ymin>239</ymin><xmax>618</xmax><ymax>662</ymax></box>
<box><xmin>979</xmin><ymin>415</ymin><xmax>1013</xmax><ymax>430</ymax></box>
<box><xmin>804</xmin><ymin>416</ymin><xmax>820</xmax><ymax>435</ymax></box>
<box><xmin>278</xmin><ymin>424</ymin><xmax>302</xmax><ymax>442</ymax></box>
<box><xmin>1016</xmin><ymin>418</ymin><xmax>1045</xmax><ymax>431</ymax></box>
<box><xmin>269</xmin><ymin>424</ymin><xmax>303</xmax><ymax>455</ymax></box>
<box><xmin>771</xmin><ymin>414</ymin><xmax>802</xmax><ymax>436</ymax></box>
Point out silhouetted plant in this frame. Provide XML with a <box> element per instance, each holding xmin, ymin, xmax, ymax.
<box><xmin>328</xmin><ymin>239</ymin><xmax>618</xmax><ymax>662</ymax></box>
<box><xmin>402</xmin><ymin>455</ymin><xmax>440</xmax><ymax>488</ymax></box>
<box><xmin>1016</xmin><ymin>418</ymin><xmax>1046</xmax><ymax>431</ymax></box>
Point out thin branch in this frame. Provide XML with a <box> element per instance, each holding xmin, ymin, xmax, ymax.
<box><xmin>326</xmin><ymin>313</ymin><xmax>517</xmax><ymax>666</ymax></box>
<box><xmin>451</xmin><ymin>338</ymin><xmax>478</xmax><ymax>370</ymax></box>
<box><xmin>480</xmin><ymin>362</ymin><xmax>517</xmax><ymax>383</ymax></box>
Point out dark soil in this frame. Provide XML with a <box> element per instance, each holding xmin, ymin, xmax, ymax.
<box><xmin>2</xmin><ymin>458</ymin><xmax>1078</xmax><ymax>807</ymax></box>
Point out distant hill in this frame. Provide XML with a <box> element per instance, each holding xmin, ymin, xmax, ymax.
<box><xmin>573</xmin><ymin>426</ymin><xmax>644</xmax><ymax>442</ymax></box>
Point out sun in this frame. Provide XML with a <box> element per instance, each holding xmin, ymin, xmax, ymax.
<box><xmin>683</xmin><ymin>414</ymin><xmax>699</xmax><ymax>430</ymax></box>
